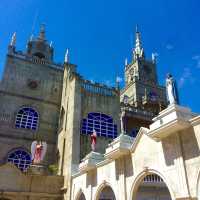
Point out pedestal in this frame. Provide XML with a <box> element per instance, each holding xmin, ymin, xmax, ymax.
<box><xmin>148</xmin><ymin>104</ymin><xmax>197</xmax><ymax>140</ymax></box>
<box><xmin>105</xmin><ymin>133</ymin><xmax>133</xmax><ymax>159</ymax></box>
<box><xmin>79</xmin><ymin>151</ymin><xmax>104</xmax><ymax>172</ymax></box>
<box><xmin>27</xmin><ymin>164</ymin><xmax>48</xmax><ymax>175</ymax></box>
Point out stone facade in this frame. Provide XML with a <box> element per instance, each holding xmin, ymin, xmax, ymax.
<box><xmin>0</xmin><ymin>29</ymin><xmax>63</xmax><ymax>166</ymax></box>
<box><xmin>71</xmin><ymin>104</ymin><xmax>200</xmax><ymax>200</ymax></box>
<box><xmin>0</xmin><ymin>25</ymin><xmax>199</xmax><ymax>200</ymax></box>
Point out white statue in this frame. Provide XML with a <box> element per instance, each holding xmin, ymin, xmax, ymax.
<box><xmin>31</xmin><ymin>140</ymin><xmax>47</xmax><ymax>164</ymax></box>
<box><xmin>166</xmin><ymin>74</ymin><xmax>179</xmax><ymax>105</ymax></box>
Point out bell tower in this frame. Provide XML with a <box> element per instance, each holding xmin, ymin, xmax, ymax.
<box><xmin>121</xmin><ymin>26</ymin><xmax>167</xmax><ymax>136</ymax></box>
<box><xmin>26</xmin><ymin>24</ymin><xmax>54</xmax><ymax>61</ymax></box>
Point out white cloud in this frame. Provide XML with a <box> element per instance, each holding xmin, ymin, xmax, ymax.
<box><xmin>178</xmin><ymin>67</ymin><xmax>194</xmax><ymax>88</ymax></box>
<box><xmin>166</xmin><ymin>44</ymin><xmax>174</xmax><ymax>50</ymax></box>
<box><xmin>192</xmin><ymin>55</ymin><xmax>200</xmax><ymax>68</ymax></box>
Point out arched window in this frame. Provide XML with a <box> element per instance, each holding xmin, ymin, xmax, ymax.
<box><xmin>81</xmin><ymin>113</ymin><xmax>117</xmax><ymax>138</ymax></box>
<box><xmin>15</xmin><ymin>107</ymin><xmax>39</xmax><ymax>130</ymax></box>
<box><xmin>7</xmin><ymin>148</ymin><xmax>31</xmax><ymax>172</ymax></box>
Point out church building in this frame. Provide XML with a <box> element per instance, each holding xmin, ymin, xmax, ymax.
<box><xmin>0</xmin><ymin>25</ymin><xmax>200</xmax><ymax>200</ymax></box>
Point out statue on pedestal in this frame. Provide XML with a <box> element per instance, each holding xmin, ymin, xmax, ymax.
<box><xmin>121</xmin><ymin>110</ymin><xmax>126</xmax><ymax>134</ymax></box>
<box><xmin>166</xmin><ymin>73</ymin><xmax>179</xmax><ymax>105</ymax></box>
<box><xmin>31</xmin><ymin>141</ymin><xmax>47</xmax><ymax>164</ymax></box>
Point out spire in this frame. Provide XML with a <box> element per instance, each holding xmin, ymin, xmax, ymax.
<box><xmin>29</xmin><ymin>34</ymin><xmax>34</xmax><ymax>42</ymax></box>
<box><xmin>116</xmin><ymin>76</ymin><xmax>122</xmax><ymax>90</ymax></box>
<box><xmin>10</xmin><ymin>32</ymin><xmax>16</xmax><ymax>46</ymax></box>
<box><xmin>125</xmin><ymin>58</ymin><xmax>128</xmax><ymax>66</ymax></box>
<box><xmin>38</xmin><ymin>24</ymin><xmax>46</xmax><ymax>40</ymax></box>
<box><xmin>133</xmin><ymin>25</ymin><xmax>145</xmax><ymax>60</ymax></box>
<box><xmin>64</xmin><ymin>49</ymin><xmax>69</xmax><ymax>63</ymax></box>
<box><xmin>50</xmin><ymin>41</ymin><xmax>53</xmax><ymax>48</ymax></box>
<box><xmin>152</xmin><ymin>53</ymin><xmax>157</xmax><ymax>63</ymax></box>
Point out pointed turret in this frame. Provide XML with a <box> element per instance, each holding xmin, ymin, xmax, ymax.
<box><xmin>29</xmin><ymin>34</ymin><xmax>34</xmax><ymax>42</ymax></box>
<box><xmin>38</xmin><ymin>24</ymin><xmax>46</xmax><ymax>40</ymax></box>
<box><xmin>125</xmin><ymin>58</ymin><xmax>128</xmax><ymax>67</ymax></box>
<box><xmin>10</xmin><ymin>32</ymin><xmax>16</xmax><ymax>46</ymax></box>
<box><xmin>64</xmin><ymin>49</ymin><xmax>69</xmax><ymax>63</ymax></box>
<box><xmin>152</xmin><ymin>53</ymin><xmax>157</xmax><ymax>63</ymax></box>
<box><xmin>133</xmin><ymin>25</ymin><xmax>145</xmax><ymax>60</ymax></box>
<box><xmin>8</xmin><ymin>32</ymin><xmax>17</xmax><ymax>54</ymax></box>
<box><xmin>26</xmin><ymin>24</ymin><xmax>54</xmax><ymax>61</ymax></box>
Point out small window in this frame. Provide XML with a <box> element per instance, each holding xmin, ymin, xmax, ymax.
<box><xmin>15</xmin><ymin>107</ymin><xmax>39</xmax><ymax>131</ymax></box>
<box><xmin>7</xmin><ymin>148</ymin><xmax>31</xmax><ymax>172</ymax></box>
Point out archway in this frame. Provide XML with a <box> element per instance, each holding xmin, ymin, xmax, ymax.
<box><xmin>132</xmin><ymin>173</ymin><xmax>172</xmax><ymax>200</ymax></box>
<box><xmin>96</xmin><ymin>185</ymin><xmax>116</xmax><ymax>200</ymax></box>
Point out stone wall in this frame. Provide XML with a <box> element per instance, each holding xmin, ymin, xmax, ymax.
<box><xmin>0</xmin><ymin>163</ymin><xmax>63</xmax><ymax>200</ymax></box>
<box><xmin>0</xmin><ymin>53</ymin><xmax>63</xmax><ymax>165</ymax></box>
<box><xmin>71</xmin><ymin>106</ymin><xmax>200</xmax><ymax>200</ymax></box>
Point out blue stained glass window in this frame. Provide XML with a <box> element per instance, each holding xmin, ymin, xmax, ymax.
<box><xmin>15</xmin><ymin>107</ymin><xmax>39</xmax><ymax>131</ymax></box>
<box><xmin>7</xmin><ymin>149</ymin><xmax>31</xmax><ymax>172</ymax></box>
<box><xmin>81</xmin><ymin>112</ymin><xmax>118</xmax><ymax>138</ymax></box>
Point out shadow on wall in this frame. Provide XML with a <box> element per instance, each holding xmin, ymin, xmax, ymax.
<box><xmin>115</xmin><ymin>155</ymin><xmax>133</xmax><ymax>181</ymax></box>
<box><xmin>162</xmin><ymin>127</ymin><xmax>200</xmax><ymax>166</ymax></box>
<box><xmin>86</xmin><ymin>169</ymin><xmax>97</xmax><ymax>188</ymax></box>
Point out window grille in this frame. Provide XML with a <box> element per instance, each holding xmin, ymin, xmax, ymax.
<box><xmin>15</xmin><ymin>107</ymin><xmax>39</xmax><ymax>130</ymax></box>
<box><xmin>81</xmin><ymin>113</ymin><xmax>118</xmax><ymax>138</ymax></box>
<box><xmin>7</xmin><ymin>149</ymin><xmax>31</xmax><ymax>172</ymax></box>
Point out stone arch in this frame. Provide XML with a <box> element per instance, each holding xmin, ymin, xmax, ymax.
<box><xmin>94</xmin><ymin>181</ymin><xmax>116</xmax><ymax>200</ymax></box>
<box><xmin>74</xmin><ymin>189</ymin><xmax>86</xmax><ymax>200</ymax></box>
<box><xmin>130</xmin><ymin>168</ymin><xmax>175</xmax><ymax>200</ymax></box>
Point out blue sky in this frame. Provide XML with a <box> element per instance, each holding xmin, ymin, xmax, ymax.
<box><xmin>0</xmin><ymin>0</ymin><xmax>199</xmax><ymax>112</ymax></box>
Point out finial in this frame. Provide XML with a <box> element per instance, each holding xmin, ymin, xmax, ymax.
<box><xmin>30</xmin><ymin>34</ymin><xmax>34</xmax><ymax>42</ymax></box>
<box><xmin>152</xmin><ymin>53</ymin><xmax>158</xmax><ymax>63</ymax></box>
<box><xmin>116</xmin><ymin>76</ymin><xmax>121</xmax><ymax>90</ymax></box>
<box><xmin>136</xmin><ymin>24</ymin><xmax>139</xmax><ymax>33</ymax></box>
<box><xmin>10</xmin><ymin>32</ymin><xmax>16</xmax><ymax>46</ymax></box>
<box><xmin>125</xmin><ymin>58</ymin><xmax>128</xmax><ymax>66</ymax></box>
<box><xmin>39</xmin><ymin>23</ymin><xmax>45</xmax><ymax>40</ymax></box>
<box><xmin>64</xmin><ymin>49</ymin><xmax>69</xmax><ymax>63</ymax></box>
<box><xmin>50</xmin><ymin>41</ymin><xmax>53</xmax><ymax>48</ymax></box>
